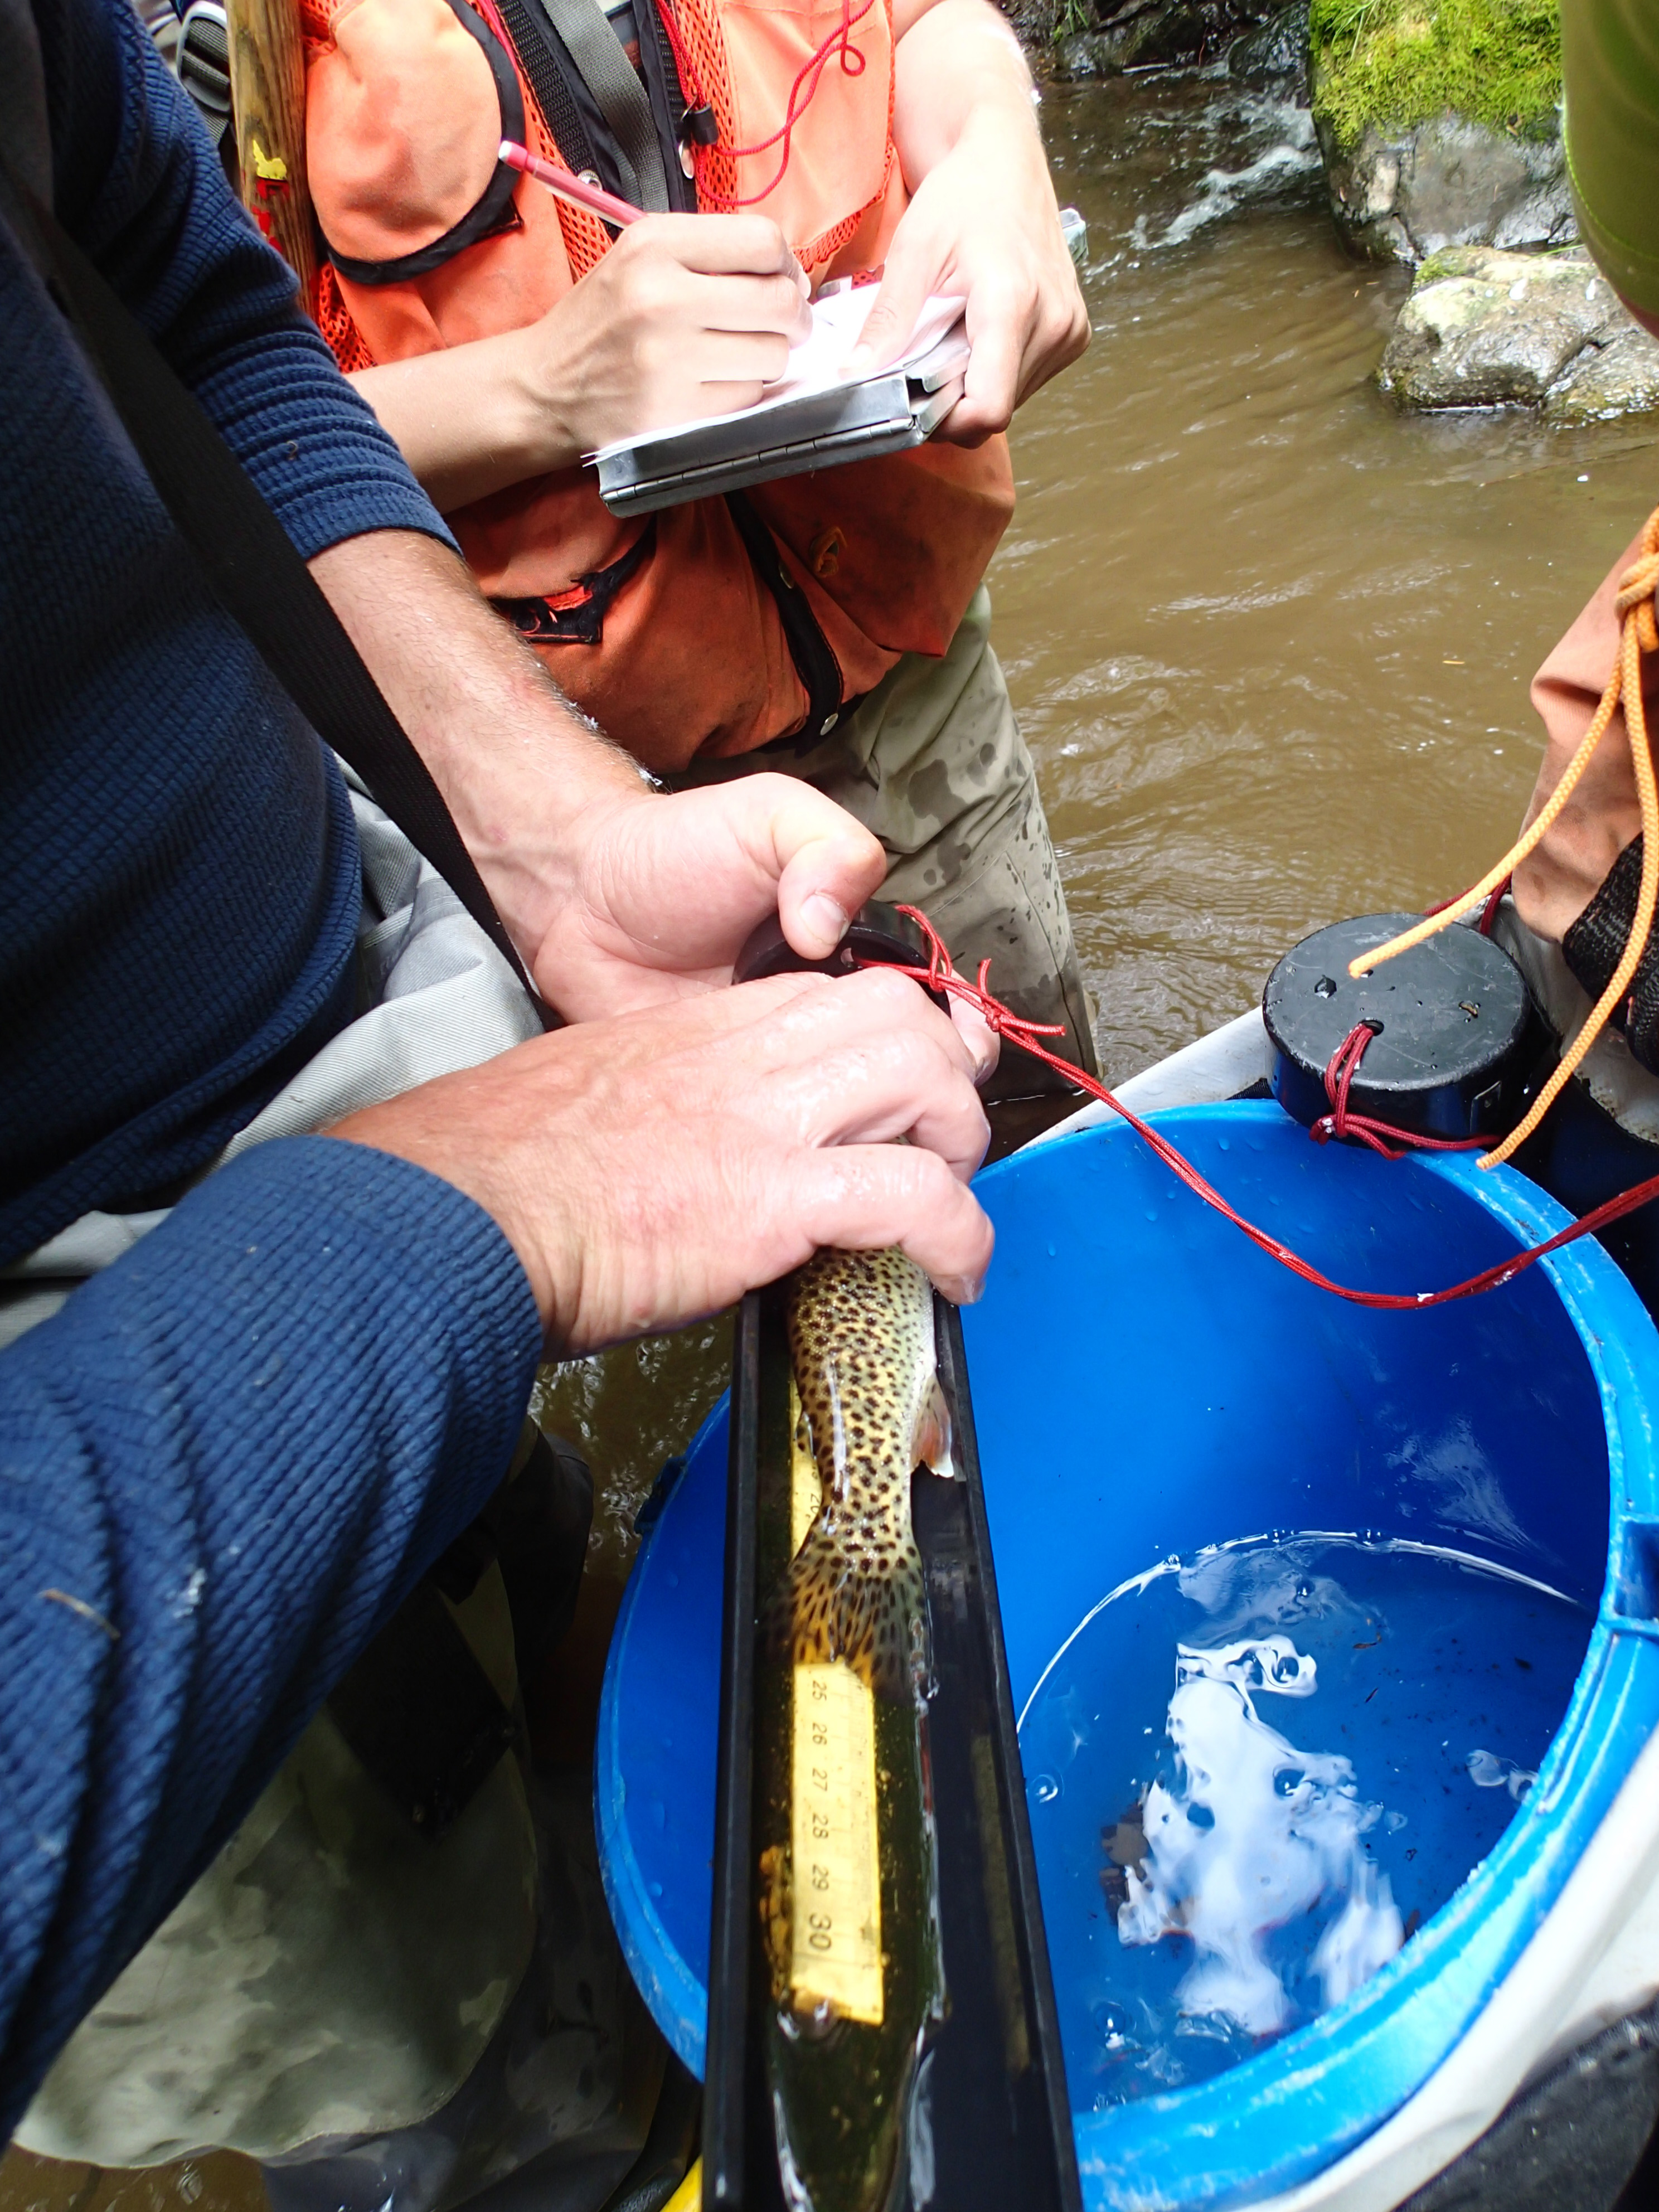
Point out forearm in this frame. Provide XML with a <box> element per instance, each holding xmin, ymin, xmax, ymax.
<box><xmin>0</xmin><ymin>1140</ymin><xmax>537</xmax><ymax>2132</ymax></box>
<box><xmin>858</xmin><ymin>0</ymin><xmax>1084</xmax><ymax>433</ymax></box>
<box><xmin>309</xmin><ymin>530</ymin><xmax>894</xmax><ymax>1027</ymax></box>
<box><xmin>348</xmin><ymin>327</ymin><xmax>586</xmax><ymax>513</ymax></box>
<box><xmin>346</xmin><ymin>216</ymin><xmax>812</xmax><ymax>510</ymax></box>
<box><xmin>890</xmin><ymin>0</ymin><xmax>1041</xmax><ymax>185</ymax></box>
<box><xmin>308</xmin><ymin>528</ymin><xmax>652</xmax><ymax>977</ymax></box>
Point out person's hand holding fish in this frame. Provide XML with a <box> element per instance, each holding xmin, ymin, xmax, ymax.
<box><xmin>328</xmin><ymin>963</ymin><xmax>993</xmax><ymax>1353</ymax></box>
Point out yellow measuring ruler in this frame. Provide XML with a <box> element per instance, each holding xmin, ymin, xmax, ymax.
<box><xmin>787</xmin><ymin>1386</ymin><xmax>885</xmax><ymax>2025</ymax></box>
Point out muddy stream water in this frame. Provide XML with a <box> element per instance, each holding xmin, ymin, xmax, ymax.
<box><xmin>7</xmin><ymin>58</ymin><xmax>1659</xmax><ymax>2212</ymax></box>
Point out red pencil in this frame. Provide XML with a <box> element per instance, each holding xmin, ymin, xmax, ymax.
<box><xmin>498</xmin><ymin>139</ymin><xmax>643</xmax><ymax>230</ymax></box>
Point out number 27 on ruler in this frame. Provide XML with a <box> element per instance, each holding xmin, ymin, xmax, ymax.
<box><xmin>790</xmin><ymin>1660</ymin><xmax>885</xmax><ymax>2025</ymax></box>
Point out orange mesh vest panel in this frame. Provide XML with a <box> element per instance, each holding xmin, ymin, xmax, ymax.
<box><xmin>304</xmin><ymin>0</ymin><xmax>1014</xmax><ymax>771</ymax></box>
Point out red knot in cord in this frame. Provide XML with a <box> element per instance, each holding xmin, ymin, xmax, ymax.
<box><xmin>1309</xmin><ymin>1022</ymin><xmax>1485</xmax><ymax>1160</ymax></box>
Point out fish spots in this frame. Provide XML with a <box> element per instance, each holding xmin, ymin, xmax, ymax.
<box><xmin>783</xmin><ymin>1246</ymin><xmax>940</xmax><ymax>1700</ymax></box>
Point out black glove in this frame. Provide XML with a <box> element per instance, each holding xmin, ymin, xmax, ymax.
<box><xmin>1562</xmin><ymin>833</ymin><xmax>1659</xmax><ymax>1074</ymax></box>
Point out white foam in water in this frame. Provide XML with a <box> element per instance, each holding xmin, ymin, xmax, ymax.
<box><xmin>1020</xmin><ymin>1532</ymin><xmax>1594</xmax><ymax>2104</ymax></box>
<box><xmin>1117</xmin><ymin>1636</ymin><xmax>1404</xmax><ymax>2036</ymax></box>
<box><xmin>1130</xmin><ymin>101</ymin><xmax>1321</xmax><ymax>252</ymax></box>
<box><xmin>1467</xmin><ymin>1748</ymin><xmax>1539</xmax><ymax>1803</ymax></box>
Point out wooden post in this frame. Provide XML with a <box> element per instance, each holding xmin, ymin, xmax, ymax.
<box><xmin>225</xmin><ymin>0</ymin><xmax>319</xmax><ymax>316</ymax></box>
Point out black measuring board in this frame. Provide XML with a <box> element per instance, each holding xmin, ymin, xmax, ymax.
<box><xmin>709</xmin><ymin>896</ymin><xmax>1079</xmax><ymax>2210</ymax></box>
<box><xmin>704</xmin><ymin>1283</ymin><xmax>1080</xmax><ymax>2212</ymax></box>
<box><xmin>901</xmin><ymin>1297</ymin><xmax>1081</xmax><ymax>2212</ymax></box>
<box><xmin>704</xmin><ymin>1287</ymin><xmax>768</xmax><ymax>2212</ymax></box>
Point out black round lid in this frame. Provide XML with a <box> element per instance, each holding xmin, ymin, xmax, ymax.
<box><xmin>1263</xmin><ymin>913</ymin><xmax>1530</xmax><ymax>1095</ymax></box>
<box><xmin>733</xmin><ymin>898</ymin><xmax>950</xmax><ymax>1011</ymax></box>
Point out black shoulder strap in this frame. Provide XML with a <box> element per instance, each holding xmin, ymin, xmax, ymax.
<box><xmin>2</xmin><ymin>161</ymin><xmax>550</xmax><ymax>1025</ymax></box>
<box><xmin>531</xmin><ymin>0</ymin><xmax>670</xmax><ymax>213</ymax></box>
<box><xmin>724</xmin><ymin>491</ymin><xmax>845</xmax><ymax>748</ymax></box>
<box><xmin>636</xmin><ymin>0</ymin><xmax>701</xmax><ymax>215</ymax></box>
<box><xmin>494</xmin><ymin>0</ymin><xmax>604</xmax><ymax>191</ymax></box>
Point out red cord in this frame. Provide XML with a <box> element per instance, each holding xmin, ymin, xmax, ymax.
<box><xmin>1422</xmin><ymin>874</ymin><xmax>1510</xmax><ymax>933</ymax></box>
<box><xmin>1309</xmin><ymin>1023</ymin><xmax>1485</xmax><ymax>1160</ymax></box>
<box><xmin>1478</xmin><ymin>877</ymin><xmax>1510</xmax><ymax>935</ymax></box>
<box><xmin>1303</xmin><ymin>879</ymin><xmax>1515</xmax><ymax>1153</ymax></box>
<box><xmin>650</xmin><ymin>0</ymin><xmax>875</xmax><ymax>211</ymax></box>
<box><xmin>865</xmin><ymin>908</ymin><xmax>1659</xmax><ymax>1314</ymax></box>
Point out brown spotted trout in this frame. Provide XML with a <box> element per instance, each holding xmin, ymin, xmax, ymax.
<box><xmin>753</xmin><ymin>1245</ymin><xmax>950</xmax><ymax>2212</ymax></box>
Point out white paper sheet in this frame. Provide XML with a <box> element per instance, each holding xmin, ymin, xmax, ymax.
<box><xmin>592</xmin><ymin>291</ymin><xmax>967</xmax><ymax>463</ymax></box>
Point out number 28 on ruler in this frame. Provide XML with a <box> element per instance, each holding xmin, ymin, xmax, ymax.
<box><xmin>790</xmin><ymin>1660</ymin><xmax>884</xmax><ymax>2025</ymax></box>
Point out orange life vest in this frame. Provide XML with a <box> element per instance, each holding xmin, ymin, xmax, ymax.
<box><xmin>302</xmin><ymin>0</ymin><xmax>1015</xmax><ymax>771</ymax></box>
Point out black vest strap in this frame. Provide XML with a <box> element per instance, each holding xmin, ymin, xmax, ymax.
<box><xmin>533</xmin><ymin>0</ymin><xmax>670</xmax><ymax>212</ymax></box>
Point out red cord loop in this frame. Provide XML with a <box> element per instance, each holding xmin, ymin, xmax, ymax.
<box><xmin>1308</xmin><ymin>1022</ymin><xmax>1485</xmax><ymax>1160</ymax></box>
<box><xmin>852</xmin><ymin>907</ymin><xmax>1659</xmax><ymax>1314</ymax></box>
<box><xmin>1477</xmin><ymin>876</ymin><xmax>1510</xmax><ymax>935</ymax></box>
<box><xmin>1423</xmin><ymin>873</ymin><xmax>1511</xmax><ymax>934</ymax></box>
<box><xmin>651</xmin><ymin>0</ymin><xmax>876</xmax><ymax>211</ymax></box>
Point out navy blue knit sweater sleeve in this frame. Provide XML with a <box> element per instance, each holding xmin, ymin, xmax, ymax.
<box><xmin>37</xmin><ymin>0</ymin><xmax>454</xmax><ymax>561</ymax></box>
<box><xmin>0</xmin><ymin>1138</ymin><xmax>541</xmax><ymax>2136</ymax></box>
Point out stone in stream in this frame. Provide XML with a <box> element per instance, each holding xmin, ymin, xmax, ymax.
<box><xmin>1308</xmin><ymin>0</ymin><xmax>1570</xmax><ymax>265</ymax></box>
<box><xmin>1546</xmin><ymin>327</ymin><xmax>1659</xmax><ymax>429</ymax></box>
<box><xmin>1376</xmin><ymin>246</ymin><xmax>1659</xmax><ymax>422</ymax></box>
<box><xmin>1048</xmin><ymin>0</ymin><xmax>1273</xmax><ymax>77</ymax></box>
<box><xmin>1321</xmin><ymin>117</ymin><xmax>1573</xmax><ymax>265</ymax></box>
<box><xmin>1226</xmin><ymin>0</ymin><xmax>1308</xmax><ymax>96</ymax></box>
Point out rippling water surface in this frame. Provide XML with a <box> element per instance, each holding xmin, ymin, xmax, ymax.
<box><xmin>1023</xmin><ymin>65</ymin><xmax>1659</xmax><ymax>1082</ymax></box>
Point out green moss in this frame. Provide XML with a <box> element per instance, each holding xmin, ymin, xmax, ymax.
<box><xmin>1309</xmin><ymin>0</ymin><xmax>1560</xmax><ymax>155</ymax></box>
<box><xmin>1413</xmin><ymin>242</ymin><xmax>1493</xmax><ymax>282</ymax></box>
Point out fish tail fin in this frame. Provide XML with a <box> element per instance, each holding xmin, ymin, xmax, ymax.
<box><xmin>785</xmin><ymin>1515</ymin><xmax>927</xmax><ymax>1702</ymax></box>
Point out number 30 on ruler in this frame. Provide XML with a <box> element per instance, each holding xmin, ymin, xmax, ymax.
<box><xmin>790</xmin><ymin>1661</ymin><xmax>884</xmax><ymax>2025</ymax></box>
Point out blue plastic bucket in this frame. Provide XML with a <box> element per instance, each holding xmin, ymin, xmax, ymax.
<box><xmin>596</xmin><ymin>1103</ymin><xmax>1659</xmax><ymax>2206</ymax></box>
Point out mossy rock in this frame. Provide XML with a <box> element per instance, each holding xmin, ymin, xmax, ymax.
<box><xmin>1309</xmin><ymin>0</ymin><xmax>1560</xmax><ymax>158</ymax></box>
<box><xmin>1376</xmin><ymin>242</ymin><xmax>1659</xmax><ymax>419</ymax></box>
<box><xmin>1309</xmin><ymin>3</ymin><xmax>1569</xmax><ymax>264</ymax></box>
<box><xmin>1413</xmin><ymin>241</ymin><xmax>1508</xmax><ymax>283</ymax></box>
<box><xmin>1379</xmin><ymin>246</ymin><xmax>1612</xmax><ymax>405</ymax></box>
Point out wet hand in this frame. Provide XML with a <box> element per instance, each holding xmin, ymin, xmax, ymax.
<box><xmin>853</xmin><ymin>111</ymin><xmax>1088</xmax><ymax>445</ymax></box>
<box><xmin>510</xmin><ymin>214</ymin><xmax>813</xmax><ymax>458</ymax></box>
<box><xmin>328</xmin><ymin>967</ymin><xmax>995</xmax><ymax>1348</ymax></box>
<box><xmin>525</xmin><ymin>774</ymin><xmax>999</xmax><ymax>1079</ymax></box>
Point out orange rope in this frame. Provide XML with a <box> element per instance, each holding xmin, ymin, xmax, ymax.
<box><xmin>1348</xmin><ymin>507</ymin><xmax>1659</xmax><ymax>1170</ymax></box>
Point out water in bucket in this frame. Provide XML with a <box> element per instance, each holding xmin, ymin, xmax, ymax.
<box><xmin>1018</xmin><ymin>1530</ymin><xmax>1593</xmax><ymax>2113</ymax></box>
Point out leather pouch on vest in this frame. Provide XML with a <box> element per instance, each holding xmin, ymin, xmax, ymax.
<box><xmin>751</xmin><ymin>435</ymin><xmax>1017</xmax><ymax>660</ymax></box>
<box><xmin>1563</xmin><ymin>832</ymin><xmax>1659</xmax><ymax>1074</ymax></box>
<box><xmin>328</xmin><ymin>1427</ymin><xmax>592</xmax><ymax>1835</ymax></box>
